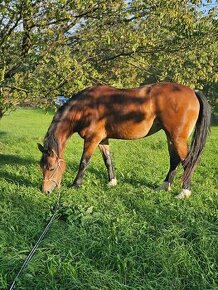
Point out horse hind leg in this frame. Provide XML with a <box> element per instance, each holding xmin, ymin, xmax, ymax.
<box><xmin>159</xmin><ymin>135</ymin><xmax>181</xmax><ymax>191</ymax></box>
<box><xmin>171</xmin><ymin>136</ymin><xmax>192</xmax><ymax>199</ymax></box>
<box><xmin>98</xmin><ymin>139</ymin><xmax>117</xmax><ymax>186</ymax></box>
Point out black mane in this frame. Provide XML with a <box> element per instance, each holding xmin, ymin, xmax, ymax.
<box><xmin>42</xmin><ymin>95</ymin><xmax>77</xmax><ymax>157</ymax></box>
<box><xmin>43</xmin><ymin>103</ymin><xmax>69</xmax><ymax>156</ymax></box>
<box><xmin>44</xmin><ymin>129</ymin><xmax>59</xmax><ymax>156</ymax></box>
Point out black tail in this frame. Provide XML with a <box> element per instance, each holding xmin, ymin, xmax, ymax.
<box><xmin>183</xmin><ymin>90</ymin><xmax>211</xmax><ymax>183</ymax></box>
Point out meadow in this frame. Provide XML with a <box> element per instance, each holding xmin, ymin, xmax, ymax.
<box><xmin>0</xmin><ymin>108</ymin><xmax>217</xmax><ymax>290</ymax></box>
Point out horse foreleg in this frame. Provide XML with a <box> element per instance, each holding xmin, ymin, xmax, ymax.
<box><xmin>72</xmin><ymin>137</ymin><xmax>101</xmax><ymax>187</ymax></box>
<box><xmin>98</xmin><ymin>139</ymin><xmax>117</xmax><ymax>186</ymax></box>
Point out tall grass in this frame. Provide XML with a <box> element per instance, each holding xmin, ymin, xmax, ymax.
<box><xmin>0</xmin><ymin>108</ymin><xmax>217</xmax><ymax>289</ymax></box>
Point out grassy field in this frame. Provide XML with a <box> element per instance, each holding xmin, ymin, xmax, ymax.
<box><xmin>0</xmin><ymin>108</ymin><xmax>217</xmax><ymax>290</ymax></box>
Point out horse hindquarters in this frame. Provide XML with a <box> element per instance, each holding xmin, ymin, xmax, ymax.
<box><xmin>178</xmin><ymin>91</ymin><xmax>211</xmax><ymax>198</ymax></box>
<box><xmin>159</xmin><ymin>90</ymin><xmax>205</xmax><ymax>198</ymax></box>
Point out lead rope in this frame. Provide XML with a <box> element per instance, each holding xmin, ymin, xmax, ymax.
<box><xmin>8</xmin><ymin>191</ymin><xmax>61</xmax><ymax>290</ymax></box>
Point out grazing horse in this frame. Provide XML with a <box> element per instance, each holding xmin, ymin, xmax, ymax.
<box><xmin>38</xmin><ymin>82</ymin><xmax>210</xmax><ymax>198</ymax></box>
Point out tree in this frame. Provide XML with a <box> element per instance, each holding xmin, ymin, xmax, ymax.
<box><xmin>69</xmin><ymin>0</ymin><xmax>218</xmax><ymax>91</ymax></box>
<box><xmin>0</xmin><ymin>0</ymin><xmax>217</xmax><ymax>119</ymax></box>
<box><xmin>71</xmin><ymin>0</ymin><xmax>218</xmax><ymax>112</ymax></box>
<box><xmin>0</xmin><ymin>0</ymin><xmax>107</xmax><ymax>117</ymax></box>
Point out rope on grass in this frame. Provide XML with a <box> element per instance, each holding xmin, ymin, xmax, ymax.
<box><xmin>8</xmin><ymin>191</ymin><xmax>61</xmax><ymax>290</ymax></box>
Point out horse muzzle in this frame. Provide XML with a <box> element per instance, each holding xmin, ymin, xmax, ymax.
<box><xmin>42</xmin><ymin>179</ymin><xmax>60</xmax><ymax>194</ymax></box>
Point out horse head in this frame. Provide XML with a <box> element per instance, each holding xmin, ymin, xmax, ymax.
<box><xmin>38</xmin><ymin>143</ymin><xmax>66</xmax><ymax>193</ymax></box>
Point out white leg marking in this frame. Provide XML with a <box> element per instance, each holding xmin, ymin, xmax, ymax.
<box><xmin>108</xmin><ymin>178</ymin><xmax>117</xmax><ymax>187</ymax></box>
<box><xmin>157</xmin><ymin>181</ymin><xmax>171</xmax><ymax>191</ymax></box>
<box><xmin>175</xmin><ymin>189</ymin><xmax>192</xmax><ymax>199</ymax></box>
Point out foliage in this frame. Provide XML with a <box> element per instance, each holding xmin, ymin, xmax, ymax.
<box><xmin>0</xmin><ymin>1</ymin><xmax>217</xmax><ymax>117</ymax></box>
<box><xmin>0</xmin><ymin>0</ymin><xmax>103</xmax><ymax>114</ymax></box>
<box><xmin>73</xmin><ymin>1</ymin><xmax>218</xmax><ymax>92</ymax></box>
<box><xmin>0</xmin><ymin>108</ymin><xmax>217</xmax><ymax>289</ymax></box>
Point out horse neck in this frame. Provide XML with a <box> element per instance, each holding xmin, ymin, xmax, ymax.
<box><xmin>54</xmin><ymin>120</ymin><xmax>74</xmax><ymax>157</ymax></box>
<box><xmin>46</xmin><ymin>108</ymin><xmax>75</xmax><ymax>158</ymax></box>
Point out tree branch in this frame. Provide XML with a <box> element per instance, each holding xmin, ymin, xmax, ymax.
<box><xmin>0</xmin><ymin>85</ymin><xmax>28</xmax><ymax>93</ymax></box>
<box><xmin>0</xmin><ymin>14</ymin><xmax>22</xmax><ymax>47</ymax></box>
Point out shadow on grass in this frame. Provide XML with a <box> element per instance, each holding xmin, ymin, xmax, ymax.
<box><xmin>64</xmin><ymin>162</ymin><xmax>106</xmax><ymax>186</ymax></box>
<box><xmin>0</xmin><ymin>131</ymin><xmax>7</xmax><ymax>137</ymax></box>
<box><xmin>124</xmin><ymin>176</ymin><xmax>157</xmax><ymax>189</ymax></box>
<box><xmin>0</xmin><ymin>154</ymin><xmax>40</xmax><ymax>188</ymax></box>
<box><xmin>0</xmin><ymin>153</ymin><xmax>37</xmax><ymax>166</ymax></box>
<box><xmin>66</xmin><ymin>161</ymin><xmax>158</xmax><ymax>189</ymax></box>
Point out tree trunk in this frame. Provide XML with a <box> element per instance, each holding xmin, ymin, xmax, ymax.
<box><xmin>0</xmin><ymin>108</ymin><xmax>4</xmax><ymax>120</ymax></box>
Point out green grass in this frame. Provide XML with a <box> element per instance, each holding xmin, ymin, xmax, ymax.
<box><xmin>0</xmin><ymin>108</ymin><xmax>217</xmax><ymax>290</ymax></box>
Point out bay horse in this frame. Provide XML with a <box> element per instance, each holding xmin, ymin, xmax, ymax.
<box><xmin>38</xmin><ymin>82</ymin><xmax>211</xmax><ymax>198</ymax></box>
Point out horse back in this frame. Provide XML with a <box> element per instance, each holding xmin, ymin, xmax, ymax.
<box><xmin>70</xmin><ymin>83</ymin><xmax>200</xmax><ymax>140</ymax></box>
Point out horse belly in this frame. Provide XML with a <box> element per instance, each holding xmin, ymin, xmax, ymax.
<box><xmin>108</xmin><ymin>119</ymin><xmax>154</xmax><ymax>140</ymax></box>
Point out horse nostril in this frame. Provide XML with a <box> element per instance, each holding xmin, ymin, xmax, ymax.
<box><xmin>42</xmin><ymin>181</ymin><xmax>56</xmax><ymax>194</ymax></box>
<box><xmin>42</xmin><ymin>187</ymin><xmax>52</xmax><ymax>194</ymax></box>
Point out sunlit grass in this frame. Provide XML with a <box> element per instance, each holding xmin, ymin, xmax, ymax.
<box><xmin>0</xmin><ymin>108</ymin><xmax>217</xmax><ymax>289</ymax></box>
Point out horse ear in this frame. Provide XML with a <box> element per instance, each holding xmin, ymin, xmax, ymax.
<box><xmin>37</xmin><ymin>143</ymin><xmax>44</xmax><ymax>152</ymax></box>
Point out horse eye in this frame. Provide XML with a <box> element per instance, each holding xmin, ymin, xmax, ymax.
<box><xmin>45</xmin><ymin>165</ymin><xmax>54</xmax><ymax>171</ymax></box>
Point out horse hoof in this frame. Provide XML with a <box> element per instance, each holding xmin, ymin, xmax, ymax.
<box><xmin>156</xmin><ymin>181</ymin><xmax>171</xmax><ymax>191</ymax></box>
<box><xmin>72</xmin><ymin>183</ymin><xmax>81</xmax><ymax>188</ymax></box>
<box><xmin>108</xmin><ymin>178</ymin><xmax>117</xmax><ymax>187</ymax></box>
<box><xmin>175</xmin><ymin>189</ymin><xmax>192</xmax><ymax>199</ymax></box>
